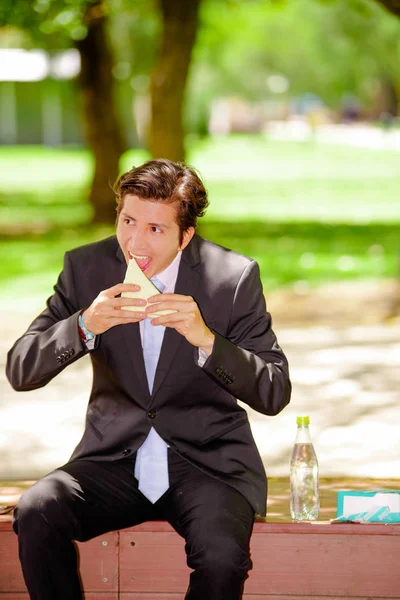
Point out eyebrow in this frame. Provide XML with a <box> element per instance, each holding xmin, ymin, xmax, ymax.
<box><xmin>121</xmin><ymin>212</ymin><xmax>170</xmax><ymax>229</ymax></box>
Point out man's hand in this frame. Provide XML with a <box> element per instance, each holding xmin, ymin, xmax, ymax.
<box><xmin>83</xmin><ymin>283</ymin><xmax>147</xmax><ymax>335</ymax></box>
<box><xmin>146</xmin><ymin>293</ymin><xmax>215</xmax><ymax>357</ymax></box>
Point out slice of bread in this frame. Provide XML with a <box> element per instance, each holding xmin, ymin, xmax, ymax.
<box><xmin>121</xmin><ymin>259</ymin><xmax>175</xmax><ymax>317</ymax></box>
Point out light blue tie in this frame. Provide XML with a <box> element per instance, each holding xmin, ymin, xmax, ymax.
<box><xmin>134</xmin><ymin>277</ymin><xmax>170</xmax><ymax>503</ymax></box>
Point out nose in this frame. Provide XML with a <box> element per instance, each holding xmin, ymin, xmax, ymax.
<box><xmin>129</xmin><ymin>227</ymin><xmax>148</xmax><ymax>254</ymax></box>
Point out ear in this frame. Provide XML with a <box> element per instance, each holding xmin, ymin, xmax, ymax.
<box><xmin>179</xmin><ymin>227</ymin><xmax>195</xmax><ymax>251</ymax></box>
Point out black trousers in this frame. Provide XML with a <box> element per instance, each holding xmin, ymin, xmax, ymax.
<box><xmin>13</xmin><ymin>448</ymin><xmax>254</xmax><ymax>600</ymax></box>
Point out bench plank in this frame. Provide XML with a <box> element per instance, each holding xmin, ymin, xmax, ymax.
<box><xmin>78</xmin><ymin>532</ymin><xmax>119</xmax><ymax>593</ymax></box>
<box><xmin>0</xmin><ymin>531</ymin><xmax>23</xmax><ymax>592</ymax></box>
<box><xmin>0</xmin><ymin>596</ymin><xmax>398</xmax><ymax>600</ymax></box>
<box><xmin>1</xmin><ymin>518</ymin><xmax>399</xmax><ymax>599</ymax></box>
<box><xmin>118</xmin><ymin>597</ymin><xmax>398</xmax><ymax>600</ymax></box>
<box><xmin>120</xmin><ymin>532</ymin><xmax>187</xmax><ymax>593</ymax></box>
<box><xmin>0</xmin><ymin>529</ymin><xmax>119</xmax><ymax>594</ymax></box>
<box><xmin>0</xmin><ymin>596</ymin><xmax>117</xmax><ymax>599</ymax></box>
<box><xmin>246</xmin><ymin>531</ymin><xmax>400</xmax><ymax>597</ymax></box>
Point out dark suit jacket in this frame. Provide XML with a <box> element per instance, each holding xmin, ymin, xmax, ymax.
<box><xmin>6</xmin><ymin>234</ymin><xmax>291</xmax><ymax>516</ymax></box>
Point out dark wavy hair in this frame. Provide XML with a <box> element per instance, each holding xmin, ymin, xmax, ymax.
<box><xmin>114</xmin><ymin>159</ymin><xmax>209</xmax><ymax>243</ymax></box>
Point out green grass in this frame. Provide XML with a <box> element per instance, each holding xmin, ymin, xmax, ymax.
<box><xmin>1</xmin><ymin>137</ymin><xmax>400</xmax><ymax>226</ymax></box>
<box><xmin>0</xmin><ymin>136</ymin><xmax>399</xmax><ymax>300</ymax></box>
<box><xmin>189</xmin><ymin>136</ymin><xmax>400</xmax><ymax>223</ymax></box>
<box><xmin>1</xmin><ymin>220</ymin><xmax>397</xmax><ymax>303</ymax></box>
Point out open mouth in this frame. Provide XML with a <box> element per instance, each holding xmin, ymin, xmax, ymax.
<box><xmin>129</xmin><ymin>252</ymin><xmax>151</xmax><ymax>272</ymax></box>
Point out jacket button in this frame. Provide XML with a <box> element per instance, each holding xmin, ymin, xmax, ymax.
<box><xmin>148</xmin><ymin>410</ymin><xmax>157</xmax><ymax>419</ymax></box>
<box><xmin>122</xmin><ymin>448</ymin><xmax>131</xmax><ymax>456</ymax></box>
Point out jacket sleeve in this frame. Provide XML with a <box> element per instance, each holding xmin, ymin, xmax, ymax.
<box><xmin>6</xmin><ymin>252</ymin><xmax>91</xmax><ymax>391</ymax></box>
<box><xmin>202</xmin><ymin>260</ymin><xmax>291</xmax><ymax>416</ymax></box>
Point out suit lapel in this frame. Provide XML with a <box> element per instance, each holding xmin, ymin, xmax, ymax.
<box><xmin>121</xmin><ymin>322</ymin><xmax>150</xmax><ymax>404</ymax></box>
<box><xmin>116</xmin><ymin>242</ymin><xmax>151</xmax><ymax>405</ymax></box>
<box><xmin>151</xmin><ymin>237</ymin><xmax>201</xmax><ymax>400</ymax></box>
<box><xmin>115</xmin><ymin>235</ymin><xmax>202</xmax><ymax>404</ymax></box>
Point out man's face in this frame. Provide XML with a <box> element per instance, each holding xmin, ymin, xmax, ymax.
<box><xmin>116</xmin><ymin>194</ymin><xmax>194</xmax><ymax>278</ymax></box>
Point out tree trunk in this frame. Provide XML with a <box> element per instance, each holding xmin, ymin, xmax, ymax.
<box><xmin>375</xmin><ymin>0</ymin><xmax>400</xmax><ymax>17</ymax></box>
<box><xmin>370</xmin><ymin>77</ymin><xmax>399</xmax><ymax>119</ymax></box>
<box><xmin>149</xmin><ymin>0</ymin><xmax>201</xmax><ymax>162</ymax></box>
<box><xmin>76</xmin><ymin>1</ymin><xmax>127</xmax><ymax>223</ymax></box>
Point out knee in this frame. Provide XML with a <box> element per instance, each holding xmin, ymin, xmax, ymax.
<box><xmin>14</xmin><ymin>476</ymin><xmax>74</xmax><ymax>540</ymax></box>
<box><xmin>187</xmin><ymin>532</ymin><xmax>251</xmax><ymax>576</ymax></box>
<box><xmin>13</xmin><ymin>483</ymin><xmax>48</xmax><ymax>541</ymax></box>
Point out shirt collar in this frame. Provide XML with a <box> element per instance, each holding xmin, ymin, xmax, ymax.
<box><xmin>153</xmin><ymin>250</ymin><xmax>182</xmax><ymax>293</ymax></box>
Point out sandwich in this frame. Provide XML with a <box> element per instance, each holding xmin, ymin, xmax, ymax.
<box><xmin>121</xmin><ymin>259</ymin><xmax>175</xmax><ymax>318</ymax></box>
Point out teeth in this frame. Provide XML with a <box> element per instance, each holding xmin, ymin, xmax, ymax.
<box><xmin>129</xmin><ymin>252</ymin><xmax>149</xmax><ymax>259</ymax></box>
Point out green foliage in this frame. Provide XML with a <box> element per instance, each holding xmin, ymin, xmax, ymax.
<box><xmin>185</xmin><ymin>0</ymin><xmax>400</xmax><ymax>131</ymax></box>
<box><xmin>0</xmin><ymin>138</ymin><xmax>398</xmax><ymax>297</ymax></box>
<box><xmin>0</xmin><ymin>0</ymin><xmax>160</xmax><ymax>79</ymax></box>
<box><xmin>4</xmin><ymin>0</ymin><xmax>400</xmax><ymax>138</ymax></box>
<box><xmin>199</xmin><ymin>220</ymin><xmax>398</xmax><ymax>291</ymax></box>
<box><xmin>0</xmin><ymin>0</ymin><xmax>99</xmax><ymax>48</ymax></box>
<box><xmin>108</xmin><ymin>0</ymin><xmax>159</xmax><ymax>86</ymax></box>
<box><xmin>360</xmin><ymin>0</ymin><xmax>400</xmax><ymax>18</ymax></box>
<box><xmin>1</xmin><ymin>219</ymin><xmax>397</xmax><ymax>300</ymax></box>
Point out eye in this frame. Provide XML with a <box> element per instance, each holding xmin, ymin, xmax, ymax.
<box><xmin>124</xmin><ymin>217</ymin><xmax>134</xmax><ymax>225</ymax></box>
<box><xmin>151</xmin><ymin>226</ymin><xmax>162</xmax><ymax>233</ymax></box>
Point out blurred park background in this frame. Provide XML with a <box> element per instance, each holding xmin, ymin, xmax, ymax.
<box><xmin>0</xmin><ymin>0</ymin><xmax>399</xmax><ymax>490</ymax></box>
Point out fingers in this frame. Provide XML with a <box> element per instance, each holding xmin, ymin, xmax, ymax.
<box><xmin>148</xmin><ymin>312</ymin><xmax>192</xmax><ymax>327</ymax></box>
<box><xmin>83</xmin><ymin>311</ymin><xmax>146</xmax><ymax>335</ymax></box>
<box><xmin>110</xmin><ymin>313</ymin><xmax>146</xmax><ymax>325</ymax></box>
<box><xmin>146</xmin><ymin>302</ymin><xmax>197</xmax><ymax>327</ymax></box>
<box><xmin>147</xmin><ymin>298</ymin><xmax>196</xmax><ymax>315</ymax></box>
<box><xmin>84</xmin><ymin>300</ymin><xmax>146</xmax><ymax>334</ymax></box>
<box><xmin>148</xmin><ymin>293</ymin><xmax>192</xmax><ymax>303</ymax></box>
<box><xmin>104</xmin><ymin>283</ymin><xmax>141</xmax><ymax>298</ymax></box>
<box><xmin>146</xmin><ymin>294</ymin><xmax>198</xmax><ymax>326</ymax></box>
<box><xmin>114</xmin><ymin>297</ymin><xmax>147</xmax><ymax>308</ymax></box>
<box><xmin>143</xmin><ymin>293</ymin><xmax>211</xmax><ymax>349</ymax></box>
<box><xmin>110</xmin><ymin>309</ymin><xmax>147</xmax><ymax>319</ymax></box>
<box><xmin>105</xmin><ymin>297</ymin><xmax>146</xmax><ymax>318</ymax></box>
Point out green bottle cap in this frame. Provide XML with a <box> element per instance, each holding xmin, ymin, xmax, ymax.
<box><xmin>296</xmin><ymin>415</ymin><xmax>310</xmax><ymax>425</ymax></box>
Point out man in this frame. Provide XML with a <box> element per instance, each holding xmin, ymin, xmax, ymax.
<box><xmin>6</xmin><ymin>158</ymin><xmax>291</xmax><ymax>600</ymax></box>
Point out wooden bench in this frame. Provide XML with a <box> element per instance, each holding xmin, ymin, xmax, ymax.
<box><xmin>0</xmin><ymin>516</ymin><xmax>399</xmax><ymax>599</ymax></box>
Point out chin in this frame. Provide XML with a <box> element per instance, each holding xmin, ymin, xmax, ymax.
<box><xmin>144</xmin><ymin>267</ymin><xmax>155</xmax><ymax>278</ymax></box>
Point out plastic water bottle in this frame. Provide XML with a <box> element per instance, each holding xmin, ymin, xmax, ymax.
<box><xmin>290</xmin><ymin>415</ymin><xmax>319</xmax><ymax>520</ymax></box>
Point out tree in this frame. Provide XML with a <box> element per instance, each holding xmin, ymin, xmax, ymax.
<box><xmin>184</xmin><ymin>0</ymin><xmax>400</xmax><ymax>130</ymax></box>
<box><xmin>375</xmin><ymin>1</ymin><xmax>400</xmax><ymax>17</ymax></box>
<box><xmin>76</xmin><ymin>2</ymin><xmax>126</xmax><ymax>223</ymax></box>
<box><xmin>1</xmin><ymin>0</ymin><xmax>127</xmax><ymax>223</ymax></box>
<box><xmin>149</xmin><ymin>0</ymin><xmax>201</xmax><ymax>162</ymax></box>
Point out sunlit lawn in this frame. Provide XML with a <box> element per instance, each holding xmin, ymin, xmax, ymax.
<box><xmin>0</xmin><ymin>136</ymin><xmax>399</xmax><ymax>300</ymax></box>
